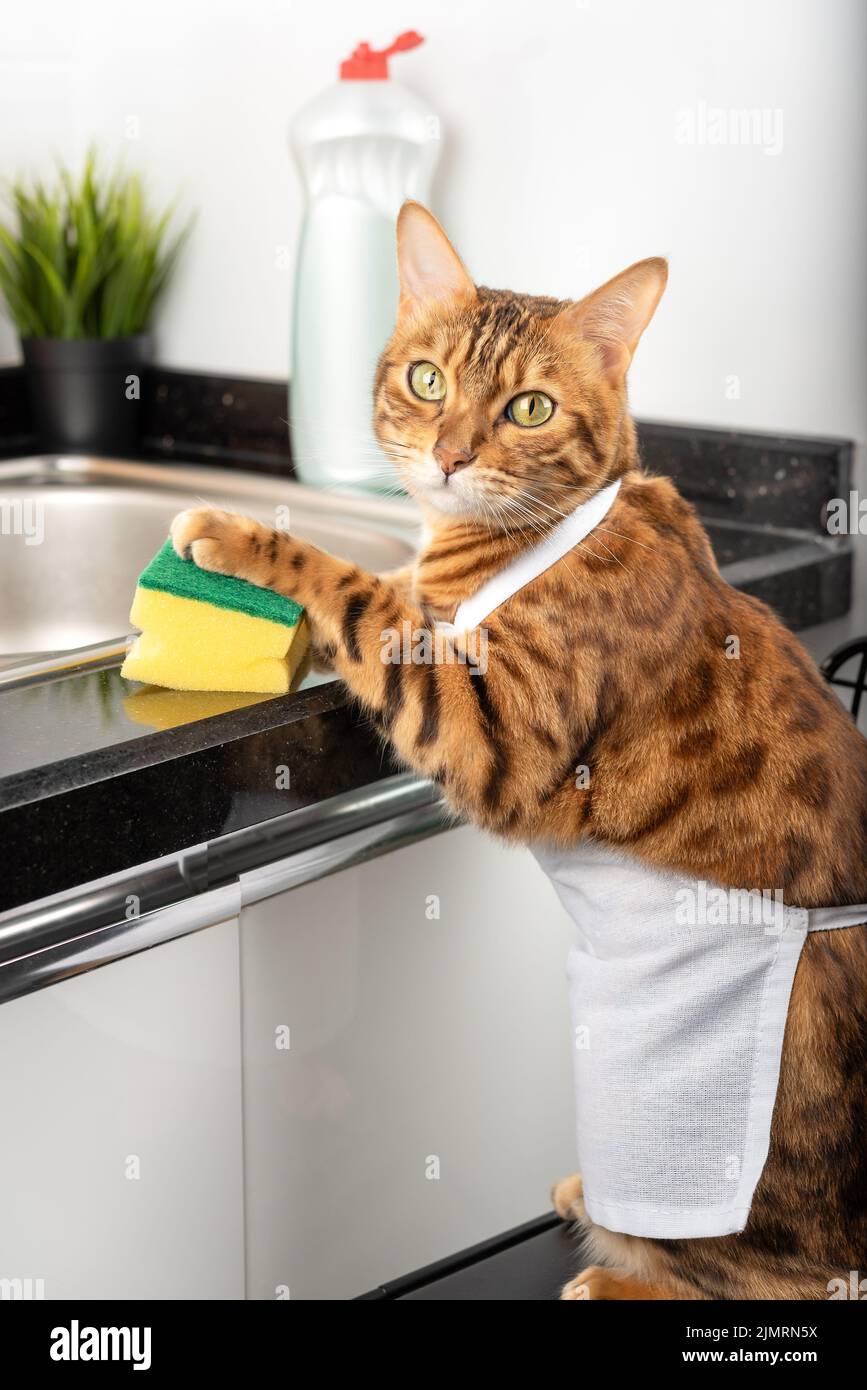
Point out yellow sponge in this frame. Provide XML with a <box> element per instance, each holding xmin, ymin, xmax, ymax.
<box><xmin>121</xmin><ymin>539</ymin><xmax>309</xmax><ymax>694</ymax></box>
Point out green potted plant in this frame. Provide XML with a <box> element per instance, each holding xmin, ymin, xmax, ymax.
<box><xmin>0</xmin><ymin>152</ymin><xmax>190</xmax><ymax>453</ymax></box>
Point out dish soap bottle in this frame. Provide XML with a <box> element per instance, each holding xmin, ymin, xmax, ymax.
<box><xmin>289</xmin><ymin>31</ymin><xmax>440</xmax><ymax>493</ymax></box>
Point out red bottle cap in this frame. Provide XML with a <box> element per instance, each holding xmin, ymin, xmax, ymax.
<box><xmin>339</xmin><ymin>30</ymin><xmax>424</xmax><ymax>80</ymax></box>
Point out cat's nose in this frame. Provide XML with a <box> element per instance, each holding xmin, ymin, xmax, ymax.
<box><xmin>434</xmin><ymin>445</ymin><xmax>476</xmax><ymax>476</ymax></box>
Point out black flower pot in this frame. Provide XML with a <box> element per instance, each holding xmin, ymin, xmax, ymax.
<box><xmin>21</xmin><ymin>334</ymin><xmax>153</xmax><ymax>454</ymax></box>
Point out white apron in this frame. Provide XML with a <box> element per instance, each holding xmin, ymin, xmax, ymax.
<box><xmin>443</xmin><ymin>480</ymin><xmax>867</xmax><ymax>1240</ymax></box>
<box><xmin>534</xmin><ymin>839</ymin><xmax>867</xmax><ymax>1239</ymax></box>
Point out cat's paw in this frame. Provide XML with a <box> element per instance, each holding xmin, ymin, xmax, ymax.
<box><xmin>560</xmin><ymin>1267</ymin><xmax>599</xmax><ymax>1300</ymax></box>
<box><xmin>551</xmin><ymin>1171</ymin><xmax>586</xmax><ymax>1222</ymax></box>
<box><xmin>171</xmin><ymin>506</ymin><xmax>262</xmax><ymax>579</ymax></box>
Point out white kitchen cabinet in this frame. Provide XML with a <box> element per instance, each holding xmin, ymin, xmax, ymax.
<box><xmin>0</xmin><ymin>822</ymin><xmax>577</xmax><ymax>1302</ymax></box>
<box><xmin>0</xmin><ymin>918</ymin><xmax>244</xmax><ymax>1300</ymax></box>
<box><xmin>239</xmin><ymin>825</ymin><xmax>576</xmax><ymax>1300</ymax></box>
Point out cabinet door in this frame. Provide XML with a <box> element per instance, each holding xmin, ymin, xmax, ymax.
<box><xmin>240</xmin><ymin>826</ymin><xmax>576</xmax><ymax>1300</ymax></box>
<box><xmin>0</xmin><ymin>919</ymin><xmax>244</xmax><ymax>1300</ymax></box>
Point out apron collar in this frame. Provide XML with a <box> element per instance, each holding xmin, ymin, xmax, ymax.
<box><xmin>445</xmin><ymin>478</ymin><xmax>622</xmax><ymax>633</ymax></box>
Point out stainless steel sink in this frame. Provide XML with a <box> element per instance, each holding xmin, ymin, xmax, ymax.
<box><xmin>0</xmin><ymin>456</ymin><xmax>420</xmax><ymax>668</ymax></box>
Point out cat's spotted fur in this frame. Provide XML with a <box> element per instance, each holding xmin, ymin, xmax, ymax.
<box><xmin>172</xmin><ymin>203</ymin><xmax>867</xmax><ymax>1300</ymax></box>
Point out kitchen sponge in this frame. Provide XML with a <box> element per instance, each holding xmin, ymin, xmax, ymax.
<box><xmin>121</xmin><ymin>538</ymin><xmax>309</xmax><ymax>694</ymax></box>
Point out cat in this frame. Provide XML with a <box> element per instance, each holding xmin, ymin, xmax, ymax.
<box><xmin>171</xmin><ymin>201</ymin><xmax>867</xmax><ymax>1300</ymax></box>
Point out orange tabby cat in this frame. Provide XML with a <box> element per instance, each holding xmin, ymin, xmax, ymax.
<box><xmin>172</xmin><ymin>202</ymin><xmax>867</xmax><ymax>1300</ymax></box>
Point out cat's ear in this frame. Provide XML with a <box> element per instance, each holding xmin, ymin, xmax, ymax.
<box><xmin>561</xmin><ymin>257</ymin><xmax>668</xmax><ymax>385</ymax></box>
<box><xmin>396</xmin><ymin>202</ymin><xmax>476</xmax><ymax>317</ymax></box>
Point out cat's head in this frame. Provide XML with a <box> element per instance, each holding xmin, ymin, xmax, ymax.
<box><xmin>374</xmin><ymin>202</ymin><xmax>666</xmax><ymax>524</ymax></box>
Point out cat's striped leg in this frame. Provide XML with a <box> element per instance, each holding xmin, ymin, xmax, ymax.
<box><xmin>170</xmin><ymin>509</ymin><xmax>559</xmax><ymax>825</ymax></box>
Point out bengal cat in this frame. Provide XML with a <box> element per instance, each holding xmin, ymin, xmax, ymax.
<box><xmin>171</xmin><ymin>202</ymin><xmax>867</xmax><ymax>1300</ymax></box>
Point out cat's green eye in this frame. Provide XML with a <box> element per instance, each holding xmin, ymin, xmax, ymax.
<box><xmin>507</xmin><ymin>391</ymin><xmax>554</xmax><ymax>427</ymax></box>
<box><xmin>409</xmin><ymin>361</ymin><xmax>446</xmax><ymax>402</ymax></box>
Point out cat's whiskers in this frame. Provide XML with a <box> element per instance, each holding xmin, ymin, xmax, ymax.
<box><xmin>488</xmin><ymin>496</ymin><xmax>527</xmax><ymax>547</ymax></box>
<box><xmin>492</xmin><ymin>494</ymin><xmax>564</xmax><ymax>557</ymax></box>
<box><xmin>516</xmin><ymin>485</ymin><xmax>659</xmax><ymax>559</ymax></box>
<box><xmin>595</xmin><ymin>525</ymin><xmax>659</xmax><ymax>555</ymax></box>
<box><xmin>519</xmin><ymin>493</ymin><xmax>626</xmax><ymax>570</ymax></box>
<box><xmin>493</xmin><ymin>490</ymin><xmax>625</xmax><ymax>581</ymax></box>
<box><xmin>476</xmin><ymin>493</ymin><xmax>498</xmax><ymax>548</ymax></box>
<box><xmin>525</xmin><ymin>490</ymin><xmax>661</xmax><ymax>558</ymax></box>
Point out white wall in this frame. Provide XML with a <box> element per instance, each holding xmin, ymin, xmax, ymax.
<box><xmin>1</xmin><ymin>0</ymin><xmax>865</xmax><ymax>441</ymax></box>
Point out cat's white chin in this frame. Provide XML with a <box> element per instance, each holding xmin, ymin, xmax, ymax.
<box><xmin>403</xmin><ymin>462</ymin><xmax>482</xmax><ymax>518</ymax></box>
<box><xmin>417</xmin><ymin>484</ymin><xmax>475</xmax><ymax>517</ymax></box>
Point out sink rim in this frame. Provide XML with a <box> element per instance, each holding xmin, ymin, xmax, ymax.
<box><xmin>0</xmin><ymin>453</ymin><xmax>422</xmax><ymax>679</ymax></box>
<box><xmin>0</xmin><ymin>452</ymin><xmax>420</xmax><ymax>530</ymax></box>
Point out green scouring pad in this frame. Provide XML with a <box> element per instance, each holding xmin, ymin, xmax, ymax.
<box><xmin>120</xmin><ymin>538</ymin><xmax>309</xmax><ymax>694</ymax></box>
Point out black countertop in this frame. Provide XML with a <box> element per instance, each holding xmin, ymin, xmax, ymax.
<box><xmin>0</xmin><ymin>669</ymin><xmax>401</xmax><ymax>913</ymax></box>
